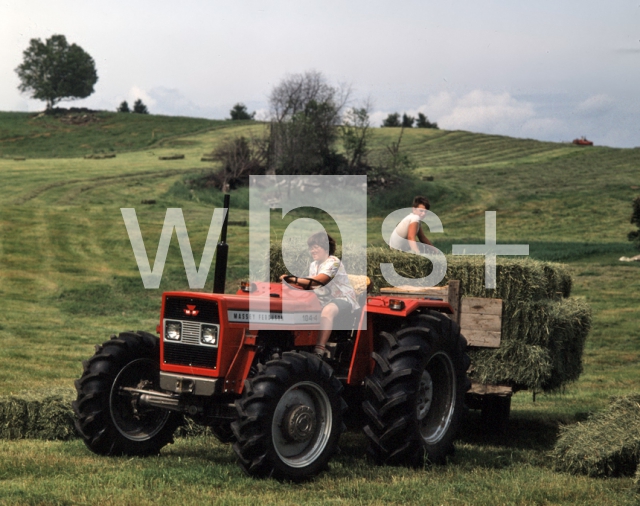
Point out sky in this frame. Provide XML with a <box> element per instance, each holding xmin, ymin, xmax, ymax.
<box><xmin>2</xmin><ymin>0</ymin><xmax>640</xmax><ymax>147</ymax></box>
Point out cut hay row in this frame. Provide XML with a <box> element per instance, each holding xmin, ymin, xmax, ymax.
<box><xmin>551</xmin><ymin>394</ymin><xmax>640</xmax><ymax>477</ymax></box>
<box><xmin>0</xmin><ymin>390</ymin><xmax>76</xmax><ymax>440</ymax></box>
<box><xmin>0</xmin><ymin>389</ymin><xmax>210</xmax><ymax>441</ymax></box>
<box><xmin>270</xmin><ymin>242</ymin><xmax>586</xmax><ymax>392</ymax></box>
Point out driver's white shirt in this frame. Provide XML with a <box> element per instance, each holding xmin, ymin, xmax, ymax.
<box><xmin>309</xmin><ymin>256</ymin><xmax>359</xmax><ymax>311</ymax></box>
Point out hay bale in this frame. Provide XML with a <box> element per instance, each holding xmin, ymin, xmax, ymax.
<box><xmin>84</xmin><ymin>153</ymin><xmax>116</xmax><ymax>159</ymax></box>
<box><xmin>551</xmin><ymin>394</ymin><xmax>640</xmax><ymax>477</ymax></box>
<box><xmin>159</xmin><ymin>154</ymin><xmax>185</xmax><ymax>160</ymax></box>
<box><xmin>471</xmin><ymin>298</ymin><xmax>590</xmax><ymax>391</ymax></box>
<box><xmin>0</xmin><ymin>389</ymin><xmax>76</xmax><ymax>440</ymax></box>
<box><xmin>270</xmin><ymin>243</ymin><xmax>569</xmax><ymax>298</ymax></box>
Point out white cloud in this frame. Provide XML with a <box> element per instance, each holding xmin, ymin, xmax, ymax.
<box><xmin>369</xmin><ymin>110</ymin><xmax>389</xmax><ymax>128</ymax></box>
<box><xmin>520</xmin><ymin>117</ymin><xmax>566</xmax><ymax>139</ymax></box>
<box><xmin>438</xmin><ymin>90</ymin><xmax>535</xmax><ymax>133</ymax></box>
<box><xmin>254</xmin><ymin>108</ymin><xmax>270</xmax><ymax>122</ymax></box>
<box><xmin>576</xmin><ymin>94</ymin><xmax>614</xmax><ymax>114</ymax></box>
<box><xmin>128</xmin><ymin>86</ymin><xmax>156</xmax><ymax>107</ymax></box>
<box><xmin>372</xmin><ymin>90</ymin><xmax>571</xmax><ymax>141</ymax></box>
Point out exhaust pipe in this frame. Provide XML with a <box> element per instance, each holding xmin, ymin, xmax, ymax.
<box><xmin>213</xmin><ymin>193</ymin><xmax>230</xmax><ymax>294</ymax></box>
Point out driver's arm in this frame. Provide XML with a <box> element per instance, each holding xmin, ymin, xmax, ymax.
<box><xmin>280</xmin><ymin>273</ymin><xmax>331</xmax><ymax>289</ymax></box>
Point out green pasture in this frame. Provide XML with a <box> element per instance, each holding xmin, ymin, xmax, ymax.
<box><xmin>0</xmin><ymin>112</ymin><xmax>639</xmax><ymax>503</ymax></box>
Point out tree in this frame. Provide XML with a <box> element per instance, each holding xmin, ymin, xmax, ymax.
<box><xmin>229</xmin><ymin>103</ymin><xmax>255</xmax><ymax>120</ymax></box>
<box><xmin>15</xmin><ymin>34</ymin><xmax>98</xmax><ymax>110</ymax></box>
<box><xmin>132</xmin><ymin>99</ymin><xmax>149</xmax><ymax>114</ymax></box>
<box><xmin>341</xmin><ymin>104</ymin><xmax>372</xmax><ymax>170</ymax></box>
<box><xmin>208</xmin><ymin>136</ymin><xmax>266</xmax><ymax>190</ymax></box>
<box><xmin>267</xmin><ymin>70</ymin><xmax>349</xmax><ymax>175</ymax></box>
<box><xmin>117</xmin><ymin>101</ymin><xmax>130</xmax><ymax>113</ymax></box>
<box><xmin>416</xmin><ymin>112</ymin><xmax>438</xmax><ymax>129</ymax></box>
<box><xmin>401</xmin><ymin>113</ymin><xmax>415</xmax><ymax>128</ymax></box>
<box><xmin>382</xmin><ymin>113</ymin><xmax>401</xmax><ymax>127</ymax></box>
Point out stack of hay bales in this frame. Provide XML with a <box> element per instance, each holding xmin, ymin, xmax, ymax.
<box><xmin>0</xmin><ymin>389</ymin><xmax>76</xmax><ymax>440</ymax></box>
<box><xmin>551</xmin><ymin>394</ymin><xmax>640</xmax><ymax>477</ymax></box>
<box><xmin>270</xmin><ymin>243</ymin><xmax>590</xmax><ymax>392</ymax></box>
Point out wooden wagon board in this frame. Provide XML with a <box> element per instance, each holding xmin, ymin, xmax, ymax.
<box><xmin>379</xmin><ymin>282</ymin><xmax>502</xmax><ymax>348</ymax></box>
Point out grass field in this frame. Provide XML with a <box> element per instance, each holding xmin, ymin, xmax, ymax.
<box><xmin>0</xmin><ymin>112</ymin><xmax>639</xmax><ymax>504</ymax></box>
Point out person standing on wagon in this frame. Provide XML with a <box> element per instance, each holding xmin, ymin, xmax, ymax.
<box><xmin>389</xmin><ymin>196</ymin><xmax>434</xmax><ymax>253</ymax></box>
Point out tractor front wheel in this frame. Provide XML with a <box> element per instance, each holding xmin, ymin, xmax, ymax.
<box><xmin>73</xmin><ymin>331</ymin><xmax>183</xmax><ymax>456</ymax></box>
<box><xmin>231</xmin><ymin>351</ymin><xmax>346</xmax><ymax>480</ymax></box>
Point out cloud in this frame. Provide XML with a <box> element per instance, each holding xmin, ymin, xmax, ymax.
<box><xmin>369</xmin><ymin>110</ymin><xmax>390</xmax><ymax>128</ymax></box>
<box><xmin>576</xmin><ymin>94</ymin><xmax>614</xmax><ymax>114</ymax></box>
<box><xmin>375</xmin><ymin>90</ymin><xmax>542</xmax><ymax>134</ymax></box>
<box><xmin>128</xmin><ymin>86</ymin><xmax>156</xmax><ymax>107</ymax></box>
<box><xmin>372</xmin><ymin>90</ymin><xmax>574</xmax><ymax>142</ymax></box>
<box><xmin>253</xmin><ymin>108</ymin><xmax>270</xmax><ymax>121</ymax></box>
<box><xmin>125</xmin><ymin>87</ymin><xmax>226</xmax><ymax>118</ymax></box>
<box><xmin>437</xmin><ymin>90</ymin><xmax>535</xmax><ymax>133</ymax></box>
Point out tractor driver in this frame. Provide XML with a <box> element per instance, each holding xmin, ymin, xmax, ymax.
<box><xmin>280</xmin><ymin>232</ymin><xmax>359</xmax><ymax>359</ymax></box>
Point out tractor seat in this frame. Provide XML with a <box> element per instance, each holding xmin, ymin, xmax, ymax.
<box><xmin>348</xmin><ymin>274</ymin><xmax>372</xmax><ymax>303</ymax></box>
<box><xmin>330</xmin><ymin>275</ymin><xmax>371</xmax><ymax>341</ymax></box>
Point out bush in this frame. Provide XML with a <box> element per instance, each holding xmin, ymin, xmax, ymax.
<box><xmin>201</xmin><ymin>136</ymin><xmax>266</xmax><ymax>190</ymax></box>
<box><xmin>401</xmin><ymin>113</ymin><xmax>414</xmax><ymax>128</ymax></box>
<box><xmin>132</xmin><ymin>99</ymin><xmax>149</xmax><ymax>114</ymax></box>
<box><xmin>117</xmin><ymin>100</ymin><xmax>130</xmax><ymax>113</ymax></box>
<box><xmin>381</xmin><ymin>112</ymin><xmax>401</xmax><ymax>127</ymax></box>
<box><xmin>229</xmin><ymin>103</ymin><xmax>255</xmax><ymax>120</ymax></box>
<box><xmin>416</xmin><ymin>112</ymin><xmax>438</xmax><ymax>129</ymax></box>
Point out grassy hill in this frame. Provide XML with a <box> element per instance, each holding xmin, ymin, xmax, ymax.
<box><xmin>0</xmin><ymin>110</ymin><xmax>245</xmax><ymax>158</ymax></box>
<box><xmin>0</xmin><ymin>112</ymin><xmax>638</xmax><ymax>504</ymax></box>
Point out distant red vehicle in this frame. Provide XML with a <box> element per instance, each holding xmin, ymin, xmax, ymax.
<box><xmin>573</xmin><ymin>137</ymin><xmax>593</xmax><ymax>146</ymax></box>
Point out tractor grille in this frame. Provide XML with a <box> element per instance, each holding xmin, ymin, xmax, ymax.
<box><xmin>180</xmin><ymin>321</ymin><xmax>203</xmax><ymax>345</ymax></box>
<box><xmin>164</xmin><ymin>296</ymin><xmax>219</xmax><ymax>323</ymax></box>
<box><xmin>164</xmin><ymin>342</ymin><xmax>218</xmax><ymax>368</ymax></box>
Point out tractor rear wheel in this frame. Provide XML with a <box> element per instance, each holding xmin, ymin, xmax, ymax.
<box><xmin>231</xmin><ymin>351</ymin><xmax>346</xmax><ymax>480</ymax></box>
<box><xmin>363</xmin><ymin>311</ymin><xmax>470</xmax><ymax>466</ymax></box>
<box><xmin>73</xmin><ymin>331</ymin><xmax>183</xmax><ymax>456</ymax></box>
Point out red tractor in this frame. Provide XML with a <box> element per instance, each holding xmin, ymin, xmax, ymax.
<box><xmin>572</xmin><ymin>136</ymin><xmax>593</xmax><ymax>146</ymax></box>
<box><xmin>73</xmin><ymin>199</ymin><xmax>470</xmax><ymax>480</ymax></box>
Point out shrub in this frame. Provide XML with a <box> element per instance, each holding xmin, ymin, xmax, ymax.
<box><xmin>229</xmin><ymin>103</ymin><xmax>255</xmax><ymax>120</ymax></box>
<box><xmin>132</xmin><ymin>99</ymin><xmax>149</xmax><ymax>114</ymax></box>
<box><xmin>381</xmin><ymin>112</ymin><xmax>401</xmax><ymax>127</ymax></box>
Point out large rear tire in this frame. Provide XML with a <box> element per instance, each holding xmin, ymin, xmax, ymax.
<box><xmin>363</xmin><ymin>311</ymin><xmax>470</xmax><ymax>466</ymax></box>
<box><xmin>231</xmin><ymin>351</ymin><xmax>346</xmax><ymax>480</ymax></box>
<box><xmin>73</xmin><ymin>331</ymin><xmax>183</xmax><ymax>456</ymax></box>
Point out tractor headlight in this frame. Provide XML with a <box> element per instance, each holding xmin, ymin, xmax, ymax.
<box><xmin>165</xmin><ymin>321</ymin><xmax>182</xmax><ymax>341</ymax></box>
<box><xmin>201</xmin><ymin>325</ymin><xmax>219</xmax><ymax>346</ymax></box>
